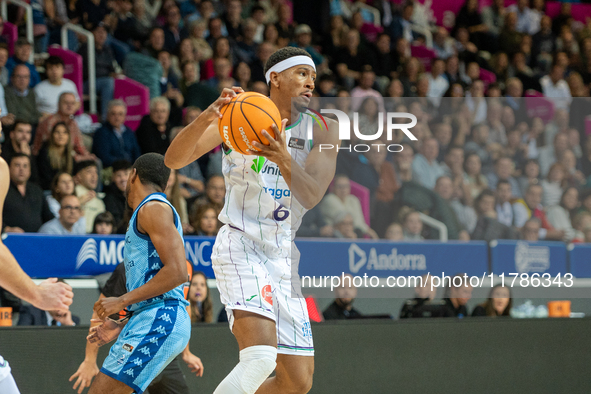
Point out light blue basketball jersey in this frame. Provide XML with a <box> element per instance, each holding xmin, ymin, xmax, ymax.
<box><xmin>124</xmin><ymin>193</ymin><xmax>189</xmax><ymax>312</ymax></box>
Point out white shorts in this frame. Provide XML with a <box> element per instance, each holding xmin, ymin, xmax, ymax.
<box><xmin>211</xmin><ymin>224</ymin><xmax>314</xmax><ymax>356</ymax></box>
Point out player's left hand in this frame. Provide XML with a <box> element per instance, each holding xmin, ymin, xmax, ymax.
<box><xmin>249</xmin><ymin>118</ymin><xmax>289</xmax><ymax>165</ymax></box>
<box><xmin>93</xmin><ymin>296</ymin><xmax>125</xmax><ymax>320</ymax></box>
<box><xmin>87</xmin><ymin>319</ymin><xmax>122</xmax><ymax>347</ymax></box>
<box><xmin>182</xmin><ymin>350</ymin><xmax>204</xmax><ymax>377</ymax></box>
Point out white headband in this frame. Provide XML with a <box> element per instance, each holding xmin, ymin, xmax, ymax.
<box><xmin>265</xmin><ymin>55</ymin><xmax>316</xmax><ymax>84</ymax></box>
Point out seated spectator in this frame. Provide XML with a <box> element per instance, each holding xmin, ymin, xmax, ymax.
<box><xmin>0</xmin><ymin>44</ymin><xmax>8</xmax><ymax>86</ymax></box>
<box><xmin>539</xmin><ymin>132</ymin><xmax>569</xmax><ymax>178</ymax></box>
<box><xmin>33</xmin><ymin>92</ymin><xmax>95</xmax><ymax>162</ymax></box>
<box><xmin>3</xmin><ymin>153</ymin><xmax>53</xmax><ymax>233</ymax></box>
<box><xmin>434</xmin><ymin>176</ymin><xmax>475</xmax><ymax>236</ymax></box>
<box><xmin>74</xmin><ymin>160</ymin><xmax>105</xmax><ymax>233</ymax></box>
<box><xmin>188</xmin><ymin>272</ymin><xmax>213</xmax><ymax>324</ymax></box>
<box><xmin>333</xmin><ymin>212</ymin><xmax>358</xmax><ymax>239</ymax></box>
<box><xmin>158</xmin><ymin>50</ymin><xmax>184</xmax><ymax>111</ymax></box>
<box><xmin>298</xmin><ymin>204</ymin><xmax>334</xmax><ymax>238</ymax></box>
<box><xmin>190</xmin><ymin>203</ymin><xmax>220</xmax><ymax>236</ymax></box>
<box><xmin>38</xmin><ymin>195</ymin><xmax>85</xmax><ymax>234</ymax></box>
<box><xmin>472</xmin><ymin>285</ymin><xmax>512</xmax><ymax>317</ymax></box>
<box><xmin>171</xmin><ymin>108</ymin><xmax>205</xmax><ymax>199</ymax></box>
<box><xmin>400</xmin><ymin>208</ymin><xmax>424</xmax><ymax>241</ymax></box>
<box><xmin>236</xmin><ymin>19</ymin><xmax>259</xmax><ymax>65</ymax></box>
<box><xmin>399</xmin><ymin>274</ymin><xmax>441</xmax><ymax>318</ymax></box>
<box><xmin>384</xmin><ymin>222</ymin><xmax>404</xmax><ymax>241</ymax></box>
<box><xmin>541</xmin><ymin>162</ymin><xmax>567</xmax><ymax>207</ymax></box>
<box><xmin>487</xmin><ymin>157</ymin><xmax>522</xmax><ymax>199</ymax></box>
<box><xmin>1</xmin><ymin>120</ymin><xmax>38</xmax><ymax>183</ymax></box>
<box><xmin>572</xmin><ymin>212</ymin><xmax>591</xmax><ymax>242</ymax></box>
<box><xmin>162</xmin><ymin>6</ymin><xmax>186</xmax><ymax>52</ymax></box>
<box><xmin>350</xmin><ymin>69</ymin><xmax>385</xmax><ymax>113</ymax></box>
<box><xmin>92</xmin><ymin>100</ymin><xmax>141</xmax><ymax>167</ymax></box>
<box><xmin>472</xmin><ymin>189</ymin><xmax>515</xmax><ymax>241</ymax></box>
<box><xmin>521</xmin><ymin>217</ymin><xmax>541</xmax><ymax>241</ymax></box>
<box><xmin>34</xmin><ymin>56</ymin><xmax>80</xmax><ymax>116</ymax></box>
<box><xmin>92</xmin><ymin>212</ymin><xmax>116</xmax><ymax>235</ymax></box>
<box><xmin>560</xmin><ymin>149</ymin><xmax>584</xmax><ymax>188</ymax></box>
<box><xmin>465</xmin><ymin>124</ymin><xmax>493</xmax><ymax>171</ymax></box>
<box><xmin>547</xmin><ymin>187</ymin><xmax>579</xmax><ymax>242</ymax></box>
<box><xmin>191</xmin><ymin>175</ymin><xmax>226</xmax><ymax>213</ymax></box>
<box><xmin>46</xmin><ymin>172</ymin><xmax>75</xmax><ymax>216</ymax></box>
<box><xmin>142</xmin><ymin>27</ymin><xmax>165</xmax><ymax>58</ymax></box>
<box><xmin>18</xmin><ymin>304</ymin><xmax>80</xmax><ymax>326</ymax></box>
<box><xmin>323</xmin><ymin>274</ymin><xmax>362</xmax><ymax>320</ymax></box>
<box><xmin>518</xmin><ymin>159</ymin><xmax>541</xmax><ymax>196</ymax></box>
<box><xmin>540</xmin><ymin>64</ymin><xmax>572</xmax><ymax>111</ymax></box>
<box><xmin>205</xmin><ymin>57</ymin><xmax>236</xmax><ymax>91</ymax></box>
<box><xmin>103</xmin><ymin>160</ymin><xmax>131</xmax><ymax>228</ymax></box>
<box><xmin>289</xmin><ymin>24</ymin><xmax>324</xmax><ymax>66</ymax></box>
<box><xmin>319</xmin><ymin>174</ymin><xmax>378</xmax><ymax>239</ymax></box>
<box><xmin>463</xmin><ymin>153</ymin><xmax>489</xmax><ymax>200</ymax></box>
<box><xmin>179</xmin><ymin>61</ymin><xmax>200</xmax><ymax>97</ymax></box>
<box><xmin>503</xmin><ymin>129</ymin><xmax>527</xmax><ymax>173</ymax></box>
<box><xmin>412</xmin><ymin>138</ymin><xmax>446</xmax><ymax>190</ymax></box>
<box><xmin>79</xmin><ymin>23</ymin><xmax>116</xmax><ymax>119</ymax></box>
<box><xmin>443</xmin><ymin>273</ymin><xmax>473</xmax><ymax>318</ymax></box>
<box><xmin>36</xmin><ymin>122</ymin><xmax>74</xmax><ymax>190</ymax></box>
<box><xmin>5</xmin><ymin>64</ymin><xmax>41</xmax><ymax>126</ymax></box>
<box><xmin>136</xmin><ymin>97</ymin><xmax>172</xmax><ymax>155</ymax></box>
<box><xmin>5</xmin><ymin>38</ymin><xmax>41</xmax><ymax>87</ymax></box>
<box><xmin>495</xmin><ymin>180</ymin><xmax>514</xmax><ymax>227</ymax></box>
<box><xmin>513</xmin><ymin>183</ymin><xmax>565</xmax><ymax>240</ymax></box>
<box><xmin>165</xmin><ymin>169</ymin><xmax>193</xmax><ymax>234</ymax></box>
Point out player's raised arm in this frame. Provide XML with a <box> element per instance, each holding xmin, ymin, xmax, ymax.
<box><xmin>165</xmin><ymin>87</ymin><xmax>244</xmax><ymax>169</ymax></box>
<box><xmin>93</xmin><ymin>202</ymin><xmax>187</xmax><ymax>319</ymax></box>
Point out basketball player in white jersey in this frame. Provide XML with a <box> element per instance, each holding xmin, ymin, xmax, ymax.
<box><xmin>166</xmin><ymin>47</ymin><xmax>339</xmax><ymax>394</ymax></box>
<box><xmin>0</xmin><ymin>113</ymin><xmax>74</xmax><ymax>393</ymax></box>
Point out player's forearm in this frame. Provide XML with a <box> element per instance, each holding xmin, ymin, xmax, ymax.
<box><xmin>165</xmin><ymin>109</ymin><xmax>218</xmax><ymax>169</ymax></box>
<box><xmin>278</xmin><ymin>159</ymin><xmax>323</xmax><ymax>210</ymax></box>
<box><xmin>0</xmin><ymin>243</ymin><xmax>42</xmax><ymax>307</ymax></box>
<box><xmin>119</xmin><ymin>265</ymin><xmax>187</xmax><ymax>307</ymax></box>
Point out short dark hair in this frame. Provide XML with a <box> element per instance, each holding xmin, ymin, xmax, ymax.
<box><xmin>112</xmin><ymin>160</ymin><xmax>132</xmax><ymax>173</ymax></box>
<box><xmin>93</xmin><ymin>211</ymin><xmax>116</xmax><ymax>231</ymax></box>
<box><xmin>45</xmin><ymin>55</ymin><xmax>64</xmax><ymax>68</ymax></box>
<box><xmin>132</xmin><ymin>153</ymin><xmax>170</xmax><ymax>191</ymax></box>
<box><xmin>73</xmin><ymin>160</ymin><xmax>98</xmax><ymax>176</ymax></box>
<box><xmin>264</xmin><ymin>47</ymin><xmax>312</xmax><ymax>77</ymax></box>
<box><xmin>12</xmin><ymin>119</ymin><xmax>31</xmax><ymax>131</ymax></box>
<box><xmin>496</xmin><ymin>179</ymin><xmax>511</xmax><ymax>189</ymax></box>
<box><xmin>9</xmin><ymin>152</ymin><xmax>30</xmax><ymax>165</ymax></box>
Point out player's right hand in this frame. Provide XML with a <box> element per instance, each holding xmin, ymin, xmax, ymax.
<box><xmin>35</xmin><ymin>278</ymin><xmax>73</xmax><ymax>313</ymax></box>
<box><xmin>87</xmin><ymin>319</ymin><xmax>122</xmax><ymax>347</ymax></box>
<box><xmin>69</xmin><ymin>360</ymin><xmax>99</xmax><ymax>394</ymax></box>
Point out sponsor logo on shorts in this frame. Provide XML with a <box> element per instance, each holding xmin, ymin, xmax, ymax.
<box><xmin>261</xmin><ymin>285</ymin><xmax>273</xmax><ymax>305</ymax></box>
<box><xmin>122</xmin><ymin>343</ymin><xmax>134</xmax><ymax>352</ymax></box>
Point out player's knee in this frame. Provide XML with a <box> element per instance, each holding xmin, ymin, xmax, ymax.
<box><xmin>239</xmin><ymin>345</ymin><xmax>277</xmax><ymax>394</ymax></box>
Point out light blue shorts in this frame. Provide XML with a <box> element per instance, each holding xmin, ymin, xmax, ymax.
<box><xmin>101</xmin><ymin>300</ymin><xmax>190</xmax><ymax>394</ymax></box>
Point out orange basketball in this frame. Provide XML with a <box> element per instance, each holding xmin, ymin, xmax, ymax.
<box><xmin>218</xmin><ymin>92</ymin><xmax>281</xmax><ymax>154</ymax></box>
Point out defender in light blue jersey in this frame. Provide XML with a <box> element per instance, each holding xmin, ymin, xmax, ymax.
<box><xmin>87</xmin><ymin>153</ymin><xmax>190</xmax><ymax>394</ymax></box>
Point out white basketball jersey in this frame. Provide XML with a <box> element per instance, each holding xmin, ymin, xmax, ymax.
<box><xmin>218</xmin><ymin>111</ymin><xmax>313</xmax><ymax>249</ymax></box>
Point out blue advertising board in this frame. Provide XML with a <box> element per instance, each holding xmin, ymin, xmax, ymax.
<box><xmin>296</xmin><ymin>239</ymin><xmax>489</xmax><ymax>278</ymax></box>
<box><xmin>490</xmin><ymin>240</ymin><xmax>567</xmax><ymax>276</ymax></box>
<box><xmin>569</xmin><ymin>243</ymin><xmax>591</xmax><ymax>278</ymax></box>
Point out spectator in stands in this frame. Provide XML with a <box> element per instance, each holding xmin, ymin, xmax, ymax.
<box><xmin>189</xmin><ymin>271</ymin><xmax>214</xmax><ymax>324</ymax></box>
<box><xmin>5</xmin><ymin>64</ymin><xmax>41</xmax><ymax>126</ymax></box>
<box><xmin>513</xmin><ymin>183</ymin><xmax>564</xmax><ymax>240</ymax></box>
<box><xmin>472</xmin><ymin>285</ymin><xmax>512</xmax><ymax>317</ymax></box>
<box><xmin>73</xmin><ymin>160</ymin><xmax>105</xmax><ymax>233</ymax></box>
<box><xmin>289</xmin><ymin>24</ymin><xmax>324</xmax><ymax>67</ymax></box>
<box><xmin>518</xmin><ymin>159</ymin><xmax>540</xmax><ymax>196</ymax></box>
<box><xmin>136</xmin><ymin>97</ymin><xmax>172</xmax><ymax>155</ymax></box>
<box><xmin>179</xmin><ymin>61</ymin><xmax>200</xmax><ymax>97</ymax></box>
<box><xmin>487</xmin><ymin>157</ymin><xmax>522</xmax><ymax>199</ymax></box>
<box><xmin>162</xmin><ymin>6</ymin><xmax>186</xmax><ymax>52</ymax></box>
<box><xmin>472</xmin><ymin>189</ymin><xmax>515</xmax><ymax>241</ymax></box>
<box><xmin>33</xmin><ymin>92</ymin><xmax>95</xmax><ymax>162</ymax></box>
<box><xmin>521</xmin><ymin>217</ymin><xmax>541</xmax><ymax>241</ymax></box>
<box><xmin>191</xmin><ymin>175</ymin><xmax>225</xmax><ymax>215</ymax></box>
<box><xmin>412</xmin><ymin>137</ymin><xmax>445</xmax><ymax>190</ymax></box>
<box><xmin>495</xmin><ymin>180</ymin><xmax>514</xmax><ymax>228</ymax></box>
<box><xmin>547</xmin><ymin>187</ymin><xmax>579</xmax><ymax>243</ymax></box>
<box><xmin>249</xmin><ymin>41</ymin><xmax>275</xmax><ymax>83</ymax></box>
<box><xmin>36</xmin><ymin>122</ymin><xmax>74</xmax><ymax>190</ymax></box>
<box><xmin>532</xmin><ymin>15</ymin><xmax>555</xmax><ymax>72</ymax></box>
<box><xmin>46</xmin><ymin>172</ymin><xmax>75</xmax><ymax>216</ymax></box>
<box><xmin>499</xmin><ymin>12</ymin><xmax>523</xmax><ymax>55</ymax></box>
<box><xmin>435</xmin><ymin>176</ymin><xmax>476</xmax><ymax>235</ymax></box>
<box><xmin>320</xmin><ymin>174</ymin><xmax>378</xmax><ymax>239</ymax></box>
<box><xmin>92</xmin><ymin>100</ymin><xmax>141</xmax><ymax>167</ymax></box>
<box><xmin>158</xmin><ymin>50</ymin><xmax>183</xmax><ymax>107</ymax></box>
<box><xmin>481</xmin><ymin>0</ymin><xmax>505</xmax><ymax>38</ymax></box>
<box><xmin>442</xmin><ymin>145</ymin><xmax>465</xmax><ymax>187</ymax></box>
<box><xmin>34</xmin><ymin>56</ymin><xmax>80</xmax><ymax>116</ymax></box>
<box><xmin>298</xmin><ymin>204</ymin><xmax>334</xmax><ymax>238</ymax></box>
<box><xmin>543</xmin><ymin>109</ymin><xmax>569</xmax><ymax>149</ymax></box>
<box><xmin>334</xmin><ymin>29</ymin><xmax>375</xmax><ymax>87</ymax></box>
<box><xmin>538</xmin><ymin>133</ymin><xmax>569</xmax><ymax>177</ymax></box>
<box><xmin>399</xmin><ymin>274</ymin><xmax>439</xmax><ymax>318</ymax></box>
<box><xmin>38</xmin><ymin>195</ymin><xmax>85</xmax><ymax>234</ymax></box>
<box><xmin>170</xmin><ymin>109</ymin><xmax>205</xmax><ymax>200</ymax></box>
<box><xmin>190</xmin><ymin>203</ymin><xmax>220</xmax><ymax>236</ymax></box>
<box><xmin>93</xmin><ymin>211</ymin><xmax>116</xmax><ymax>234</ymax></box>
<box><xmin>165</xmin><ymin>169</ymin><xmax>193</xmax><ymax>234</ymax></box>
<box><xmin>384</xmin><ymin>223</ymin><xmax>404</xmax><ymax>241</ymax></box>
<box><xmin>332</xmin><ymin>211</ymin><xmax>358</xmax><ymax>239</ymax></box>
<box><xmin>562</xmin><ymin>149</ymin><xmax>585</xmax><ymax>188</ymax></box>
<box><xmin>1</xmin><ymin>120</ymin><xmax>38</xmax><ymax>183</ymax></box>
<box><xmin>506</xmin><ymin>0</ymin><xmax>538</xmax><ymax>35</ymax></box>
<box><xmin>79</xmin><ymin>23</ymin><xmax>116</xmax><ymax>119</ymax></box>
<box><xmin>103</xmin><ymin>160</ymin><xmax>131</xmax><ymax>228</ymax></box>
<box><xmin>3</xmin><ymin>153</ymin><xmax>53</xmax><ymax>233</ymax></box>
<box><xmin>541</xmin><ymin>162</ymin><xmax>567</xmax><ymax>207</ymax></box>
<box><xmin>427</xmin><ymin>58</ymin><xmax>449</xmax><ymax>105</ymax></box>
<box><xmin>465</xmin><ymin>124</ymin><xmax>492</xmax><ymax>172</ymax></box>
<box><xmin>205</xmin><ymin>57</ymin><xmax>236</xmax><ymax>92</ymax></box>
<box><xmin>0</xmin><ymin>44</ymin><xmax>9</xmax><ymax>86</ymax></box>
<box><xmin>400</xmin><ymin>208</ymin><xmax>423</xmax><ymax>241</ymax></box>
<box><xmin>5</xmin><ymin>38</ymin><xmax>40</xmax><ymax>87</ymax></box>
<box><xmin>433</xmin><ymin>26</ymin><xmax>454</xmax><ymax>60</ymax></box>
<box><xmin>18</xmin><ymin>304</ymin><xmax>80</xmax><ymax>326</ymax></box>
<box><xmin>540</xmin><ymin>64</ymin><xmax>572</xmax><ymax>111</ymax></box>
<box><xmin>389</xmin><ymin>1</ymin><xmax>416</xmax><ymax>43</ymax></box>
<box><xmin>143</xmin><ymin>27</ymin><xmax>166</xmax><ymax>58</ymax></box>
<box><xmin>236</xmin><ymin>19</ymin><xmax>259</xmax><ymax>65</ymax></box>
<box><xmin>323</xmin><ymin>274</ymin><xmax>362</xmax><ymax>320</ymax></box>
<box><xmin>443</xmin><ymin>273</ymin><xmax>473</xmax><ymax>318</ymax></box>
